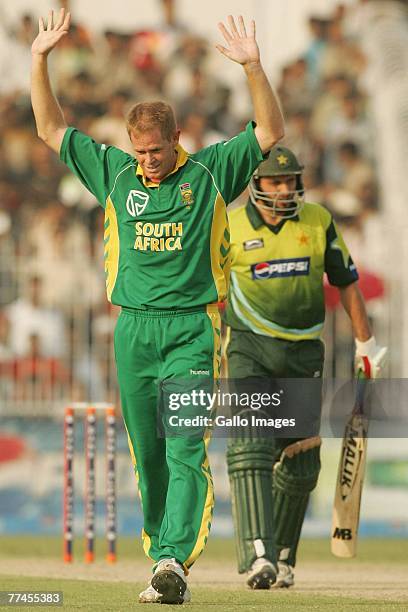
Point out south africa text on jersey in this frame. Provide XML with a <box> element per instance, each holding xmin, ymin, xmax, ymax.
<box><xmin>134</xmin><ymin>222</ymin><xmax>183</xmax><ymax>251</ymax></box>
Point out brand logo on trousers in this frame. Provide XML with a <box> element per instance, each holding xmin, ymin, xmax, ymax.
<box><xmin>126</xmin><ymin>190</ymin><xmax>150</xmax><ymax>217</ymax></box>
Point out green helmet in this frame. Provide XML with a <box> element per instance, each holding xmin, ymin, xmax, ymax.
<box><xmin>249</xmin><ymin>146</ymin><xmax>305</xmax><ymax>218</ymax></box>
<box><xmin>253</xmin><ymin>145</ymin><xmax>304</xmax><ymax>178</ymax></box>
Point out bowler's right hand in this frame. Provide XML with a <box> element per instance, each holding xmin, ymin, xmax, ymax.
<box><xmin>31</xmin><ymin>8</ymin><xmax>71</xmax><ymax>57</ymax></box>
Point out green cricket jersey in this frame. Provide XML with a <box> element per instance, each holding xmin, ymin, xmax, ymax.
<box><xmin>224</xmin><ymin>201</ymin><xmax>358</xmax><ymax>341</ymax></box>
<box><xmin>60</xmin><ymin>123</ymin><xmax>264</xmax><ymax>309</ymax></box>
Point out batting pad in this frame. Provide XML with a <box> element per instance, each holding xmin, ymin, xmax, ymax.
<box><xmin>273</xmin><ymin>443</ymin><xmax>321</xmax><ymax>567</ymax></box>
<box><xmin>227</xmin><ymin>441</ymin><xmax>277</xmax><ymax>573</ymax></box>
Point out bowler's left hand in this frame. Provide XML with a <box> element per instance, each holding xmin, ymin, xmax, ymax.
<box><xmin>216</xmin><ymin>15</ymin><xmax>260</xmax><ymax>66</ymax></box>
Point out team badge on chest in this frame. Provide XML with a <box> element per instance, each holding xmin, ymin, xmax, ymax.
<box><xmin>126</xmin><ymin>190</ymin><xmax>150</xmax><ymax>217</ymax></box>
<box><xmin>297</xmin><ymin>231</ymin><xmax>310</xmax><ymax>246</ymax></box>
<box><xmin>179</xmin><ymin>182</ymin><xmax>195</xmax><ymax>208</ymax></box>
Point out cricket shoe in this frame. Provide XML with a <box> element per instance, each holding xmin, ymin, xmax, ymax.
<box><xmin>139</xmin><ymin>583</ymin><xmax>163</xmax><ymax>604</ymax></box>
<box><xmin>138</xmin><ymin>581</ymin><xmax>191</xmax><ymax>605</ymax></box>
<box><xmin>272</xmin><ymin>561</ymin><xmax>295</xmax><ymax>588</ymax></box>
<box><xmin>246</xmin><ymin>558</ymin><xmax>276</xmax><ymax>590</ymax></box>
<box><xmin>149</xmin><ymin>558</ymin><xmax>191</xmax><ymax>604</ymax></box>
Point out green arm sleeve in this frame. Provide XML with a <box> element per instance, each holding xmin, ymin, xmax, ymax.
<box><xmin>195</xmin><ymin>121</ymin><xmax>265</xmax><ymax>205</ymax></box>
<box><xmin>60</xmin><ymin>127</ymin><xmax>133</xmax><ymax>209</ymax></box>
<box><xmin>325</xmin><ymin>219</ymin><xmax>359</xmax><ymax>286</ymax></box>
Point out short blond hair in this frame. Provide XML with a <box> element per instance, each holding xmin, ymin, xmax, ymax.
<box><xmin>126</xmin><ymin>101</ymin><xmax>177</xmax><ymax>141</ymax></box>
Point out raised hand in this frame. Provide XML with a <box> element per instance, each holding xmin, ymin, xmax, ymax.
<box><xmin>31</xmin><ymin>8</ymin><xmax>71</xmax><ymax>57</ymax></box>
<box><xmin>216</xmin><ymin>15</ymin><xmax>260</xmax><ymax>66</ymax></box>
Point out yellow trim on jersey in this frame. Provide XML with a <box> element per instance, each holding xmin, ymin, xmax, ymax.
<box><xmin>210</xmin><ymin>193</ymin><xmax>231</xmax><ymax>302</ymax></box>
<box><xmin>104</xmin><ymin>197</ymin><xmax>120</xmax><ymax>302</ymax></box>
<box><xmin>136</xmin><ymin>144</ymin><xmax>189</xmax><ymax>187</ymax></box>
<box><xmin>184</xmin><ymin>305</ymin><xmax>220</xmax><ymax>568</ymax></box>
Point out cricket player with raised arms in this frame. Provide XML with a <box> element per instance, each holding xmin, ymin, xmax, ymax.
<box><xmin>30</xmin><ymin>8</ymin><xmax>284</xmax><ymax>604</ymax></box>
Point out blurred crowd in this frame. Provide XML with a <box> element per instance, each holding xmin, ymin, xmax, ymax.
<box><xmin>0</xmin><ymin>0</ymin><xmax>382</xmax><ymax>406</ymax></box>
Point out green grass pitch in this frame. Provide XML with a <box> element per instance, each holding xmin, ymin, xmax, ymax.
<box><xmin>0</xmin><ymin>537</ymin><xmax>407</xmax><ymax>610</ymax></box>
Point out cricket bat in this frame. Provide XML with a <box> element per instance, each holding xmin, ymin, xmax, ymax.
<box><xmin>331</xmin><ymin>374</ymin><xmax>368</xmax><ymax>558</ymax></box>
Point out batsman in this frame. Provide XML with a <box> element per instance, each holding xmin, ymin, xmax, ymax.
<box><xmin>224</xmin><ymin>145</ymin><xmax>388</xmax><ymax>589</ymax></box>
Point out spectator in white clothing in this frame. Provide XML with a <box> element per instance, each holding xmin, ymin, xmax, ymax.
<box><xmin>5</xmin><ymin>275</ymin><xmax>67</xmax><ymax>359</ymax></box>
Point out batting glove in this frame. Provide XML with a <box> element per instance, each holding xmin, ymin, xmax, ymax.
<box><xmin>355</xmin><ymin>336</ymin><xmax>388</xmax><ymax>379</ymax></box>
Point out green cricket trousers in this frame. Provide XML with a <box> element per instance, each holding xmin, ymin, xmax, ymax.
<box><xmin>114</xmin><ymin>305</ymin><xmax>221</xmax><ymax>571</ymax></box>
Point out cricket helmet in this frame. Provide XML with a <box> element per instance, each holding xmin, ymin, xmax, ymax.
<box><xmin>249</xmin><ymin>145</ymin><xmax>305</xmax><ymax>218</ymax></box>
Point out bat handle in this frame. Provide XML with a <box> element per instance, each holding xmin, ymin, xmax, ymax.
<box><xmin>353</xmin><ymin>370</ymin><xmax>368</xmax><ymax>415</ymax></box>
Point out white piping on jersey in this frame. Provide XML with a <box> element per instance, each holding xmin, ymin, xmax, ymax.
<box><xmin>330</xmin><ymin>236</ymin><xmax>349</xmax><ymax>268</ymax></box>
<box><xmin>230</xmin><ymin>271</ymin><xmax>324</xmax><ymax>337</ymax></box>
<box><xmin>230</xmin><ymin>290</ymin><xmax>266</xmax><ymax>336</ymax></box>
<box><xmin>108</xmin><ymin>163</ymin><xmax>137</xmax><ymax>201</ymax></box>
<box><xmin>188</xmin><ymin>158</ymin><xmax>222</xmax><ymax>198</ymax></box>
<box><xmin>223</xmin><ymin>135</ymin><xmax>238</xmax><ymax>146</ymax></box>
<box><xmin>108</xmin><ymin>158</ymin><xmax>222</xmax><ymax>203</ymax></box>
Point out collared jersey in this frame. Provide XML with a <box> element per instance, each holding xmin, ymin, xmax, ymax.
<box><xmin>60</xmin><ymin>122</ymin><xmax>264</xmax><ymax>309</ymax></box>
<box><xmin>224</xmin><ymin>201</ymin><xmax>358</xmax><ymax>341</ymax></box>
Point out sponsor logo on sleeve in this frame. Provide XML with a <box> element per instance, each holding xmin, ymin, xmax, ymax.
<box><xmin>251</xmin><ymin>257</ymin><xmax>310</xmax><ymax>280</ymax></box>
